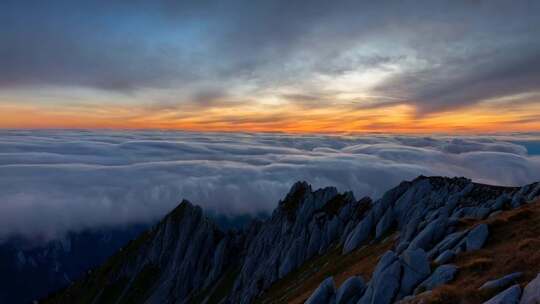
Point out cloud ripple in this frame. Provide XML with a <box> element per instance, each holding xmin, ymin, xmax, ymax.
<box><xmin>0</xmin><ymin>130</ymin><xmax>539</xmax><ymax>241</ymax></box>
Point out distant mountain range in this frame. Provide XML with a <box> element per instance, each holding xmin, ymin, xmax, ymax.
<box><xmin>0</xmin><ymin>226</ymin><xmax>149</xmax><ymax>304</ymax></box>
<box><xmin>32</xmin><ymin>176</ymin><xmax>540</xmax><ymax>303</ymax></box>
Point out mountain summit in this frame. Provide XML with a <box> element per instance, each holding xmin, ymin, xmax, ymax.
<box><xmin>43</xmin><ymin>176</ymin><xmax>540</xmax><ymax>304</ymax></box>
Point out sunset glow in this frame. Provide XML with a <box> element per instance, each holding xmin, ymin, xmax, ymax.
<box><xmin>1</xmin><ymin>1</ymin><xmax>539</xmax><ymax>133</ymax></box>
<box><xmin>1</xmin><ymin>97</ymin><xmax>539</xmax><ymax>133</ymax></box>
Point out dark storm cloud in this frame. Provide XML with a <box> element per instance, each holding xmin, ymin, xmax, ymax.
<box><xmin>1</xmin><ymin>1</ymin><xmax>539</xmax><ymax>111</ymax></box>
<box><xmin>0</xmin><ymin>0</ymin><xmax>201</xmax><ymax>91</ymax></box>
<box><xmin>1</xmin><ymin>130</ymin><xmax>540</xmax><ymax>241</ymax></box>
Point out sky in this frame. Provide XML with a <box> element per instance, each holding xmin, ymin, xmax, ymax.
<box><xmin>1</xmin><ymin>0</ymin><xmax>539</xmax><ymax>132</ymax></box>
<box><xmin>1</xmin><ymin>130</ymin><xmax>540</xmax><ymax>242</ymax></box>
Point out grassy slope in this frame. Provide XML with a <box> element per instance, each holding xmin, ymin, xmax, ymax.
<box><xmin>40</xmin><ymin>228</ymin><xmax>158</xmax><ymax>304</ymax></box>
<box><xmin>411</xmin><ymin>199</ymin><xmax>540</xmax><ymax>304</ymax></box>
<box><xmin>259</xmin><ymin>199</ymin><xmax>540</xmax><ymax>304</ymax></box>
<box><xmin>257</xmin><ymin>233</ymin><xmax>396</xmax><ymax>304</ymax></box>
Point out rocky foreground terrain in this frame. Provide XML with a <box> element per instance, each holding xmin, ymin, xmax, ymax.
<box><xmin>42</xmin><ymin>176</ymin><xmax>540</xmax><ymax>304</ymax></box>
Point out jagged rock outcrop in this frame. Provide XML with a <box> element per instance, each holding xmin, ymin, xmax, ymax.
<box><xmin>43</xmin><ymin>176</ymin><xmax>540</xmax><ymax>304</ymax></box>
<box><xmin>141</xmin><ymin>201</ymin><xmax>242</xmax><ymax>303</ymax></box>
<box><xmin>227</xmin><ymin>182</ymin><xmax>367</xmax><ymax>303</ymax></box>
<box><xmin>42</xmin><ymin>200</ymin><xmax>243</xmax><ymax>304</ymax></box>
<box><xmin>304</xmin><ymin>177</ymin><xmax>540</xmax><ymax>304</ymax></box>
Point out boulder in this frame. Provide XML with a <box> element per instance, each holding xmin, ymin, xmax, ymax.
<box><xmin>479</xmin><ymin>272</ymin><xmax>523</xmax><ymax>291</ymax></box>
<box><xmin>434</xmin><ymin>250</ymin><xmax>455</xmax><ymax>265</ymax></box>
<box><xmin>511</xmin><ymin>194</ymin><xmax>524</xmax><ymax>208</ymax></box>
<box><xmin>373</xmin><ymin>251</ymin><xmax>399</xmax><ymax>276</ymax></box>
<box><xmin>358</xmin><ymin>251</ymin><xmax>401</xmax><ymax>304</ymax></box>
<box><xmin>489</xmin><ymin>210</ymin><xmax>502</xmax><ymax>218</ymax></box>
<box><xmin>342</xmin><ymin>213</ymin><xmax>374</xmax><ymax>254</ymax></box>
<box><xmin>335</xmin><ymin>276</ymin><xmax>365</xmax><ymax>304</ymax></box>
<box><xmin>401</xmin><ymin>214</ymin><xmax>422</xmax><ymax>243</ymax></box>
<box><xmin>409</xmin><ymin>217</ymin><xmax>448</xmax><ymax>251</ymax></box>
<box><xmin>279</xmin><ymin>237</ymin><xmax>305</xmax><ymax>278</ymax></box>
<box><xmin>396</xmin><ymin>241</ymin><xmax>410</xmax><ymax>254</ymax></box>
<box><xmin>526</xmin><ymin>183</ymin><xmax>540</xmax><ymax>201</ymax></box>
<box><xmin>466</xmin><ymin>224</ymin><xmax>489</xmax><ymax>251</ymax></box>
<box><xmin>305</xmin><ymin>276</ymin><xmax>336</xmax><ymax>304</ymax></box>
<box><xmin>428</xmin><ymin>230</ymin><xmax>467</xmax><ymax>258</ymax></box>
<box><xmin>484</xmin><ymin>285</ymin><xmax>521</xmax><ymax>304</ymax></box>
<box><xmin>520</xmin><ymin>273</ymin><xmax>540</xmax><ymax>304</ymax></box>
<box><xmin>370</xmin><ymin>260</ymin><xmax>402</xmax><ymax>304</ymax></box>
<box><xmin>491</xmin><ymin>195</ymin><xmax>509</xmax><ymax>211</ymax></box>
<box><xmin>307</xmin><ymin>225</ymin><xmax>322</xmax><ymax>259</ymax></box>
<box><xmin>375</xmin><ymin>207</ymin><xmax>395</xmax><ymax>239</ymax></box>
<box><xmin>415</xmin><ymin>264</ymin><xmax>458</xmax><ymax>294</ymax></box>
<box><xmin>340</xmin><ymin>221</ymin><xmax>356</xmax><ymax>245</ymax></box>
<box><xmin>462</xmin><ymin>207</ymin><xmax>491</xmax><ymax>219</ymax></box>
<box><xmin>398</xmin><ymin>248</ymin><xmax>431</xmax><ymax>298</ymax></box>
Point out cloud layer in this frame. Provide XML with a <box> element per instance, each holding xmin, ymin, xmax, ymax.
<box><xmin>1</xmin><ymin>130</ymin><xmax>540</xmax><ymax>241</ymax></box>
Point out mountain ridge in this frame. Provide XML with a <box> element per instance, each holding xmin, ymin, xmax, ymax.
<box><xmin>42</xmin><ymin>176</ymin><xmax>540</xmax><ymax>304</ymax></box>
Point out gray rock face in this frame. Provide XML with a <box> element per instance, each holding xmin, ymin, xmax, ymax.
<box><xmin>342</xmin><ymin>213</ymin><xmax>374</xmax><ymax>254</ymax></box>
<box><xmin>229</xmin><ymin>183</ymin><xmax>363</xmax><ymax>304</ymax></box>
<box><xmin>408</xmin><ymin>217</ymin><xmax>448</xmax><ymax>251</ymax></box>
<box><xmin>520</xmin><ymin>273</ymin><xmax>540</xmax><ymax>304</ymax></box>
<box><xmin>335</xmin><ymin>276</ymin><xmax>365</xmax><ymax>304</ymax></box>
<box><xmin>415</xmin><ymin>264</ymin><xmax>458</xmax><ymax>294</ymax></box>
<box><xmin>480</xmin><ymin>272</ymin><xmax>523</xmax><ymax>291</ymax></box>
<box><xmin>466</xmin><ymin>224</ymin><xmax>489</xmax><ymax>251</ymax></box>
<box><xmin>484</xmin><ymin>285</ymin><xmax>521</xmax><ymax>304</ymax></box>
<box><xmin>75</xmin><ymin>200</ymin><xmax>242</xmax><ymax>304</ymax></box>
<box><xmin>358</xmin><ymin>251</ymin><xmax>402</xmax><ymax>304</ymax></box>
<box><xmin>375</xmin><ymin>207</ymin><xmax>395</xmax><ymax>239</ymax></box>
<box><xmin>305</xmin><ymin>276</ymin><xmax>336</xmax><ymax>304</ymax></box>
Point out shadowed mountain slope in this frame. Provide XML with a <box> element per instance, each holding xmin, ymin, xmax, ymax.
<box><xmin>42</xmin><ymin>176</ymin><xmax>540</xmax><ymax>304</ymax></box>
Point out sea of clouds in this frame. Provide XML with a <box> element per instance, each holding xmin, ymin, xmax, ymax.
<box><xmin>1</xmin><ymin>130</ymin><xmax>540</xmax><ymax>241</ymax></box>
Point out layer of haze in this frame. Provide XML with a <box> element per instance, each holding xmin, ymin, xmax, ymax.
<box><xmin>1</xmin><ymin>1</ymin><xmax>540</xmax><ymax>132</ymax></box>
<box><xmin>1</xmin><ymin>130</ymin><xmax>540</xmax><ymax>242</ymax></box>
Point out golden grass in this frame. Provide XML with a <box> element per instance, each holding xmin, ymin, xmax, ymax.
<box><xmin>411</xmin><ymin>199</ymin><xmax>540</xmax><ymax>304</ymax></box>
<box><xmin>256</xmin><ymin>233</ymin><xmax>396</xmax><ymax>304</ymax></box>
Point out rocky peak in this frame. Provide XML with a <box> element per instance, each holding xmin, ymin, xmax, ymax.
<box><xmin>165</xmin><ymin>199</ymin><xmax>202</xmax><ymax>223</ymax></box>
<box><xmin>227</xmin><ymin>183</ymin><xmax>361</xmax><ymax>303</ymax></box>
<box><xmin>411</xmin><ymin>175</ymin><xmax>472</xmax><ymax>188</ymax></box>
<box><xmin>278</xmin><ymin>181</ymin><xmax>312</xmax><ymax>219</ymax></box>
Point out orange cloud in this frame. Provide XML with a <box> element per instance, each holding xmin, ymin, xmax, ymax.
<box><xmin>1</xmin><ymin>97</ymin><xmax>539</xmax><ymax>133</ymax></box>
